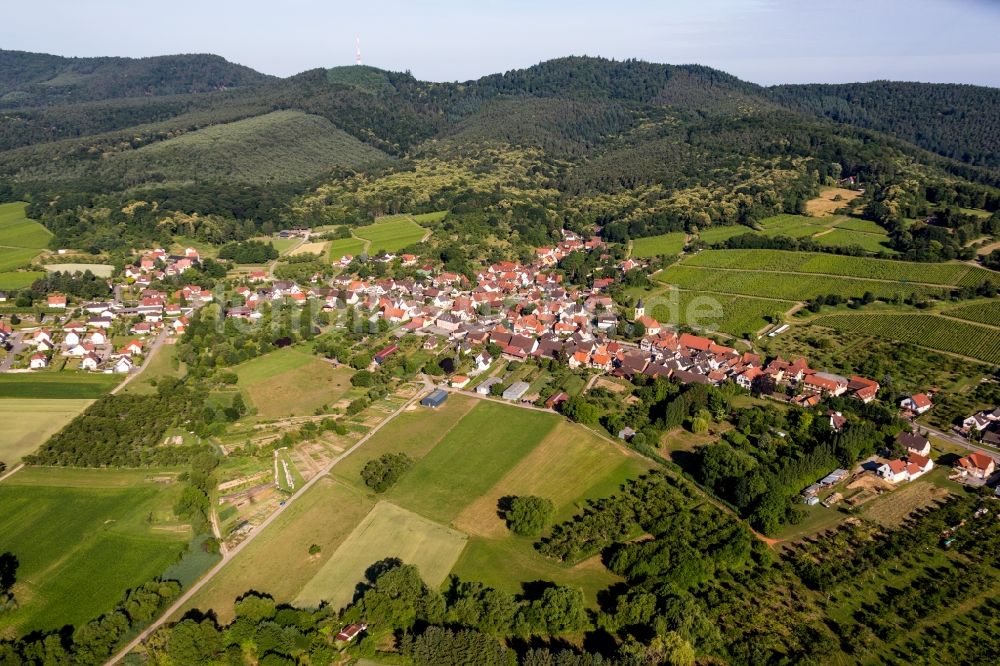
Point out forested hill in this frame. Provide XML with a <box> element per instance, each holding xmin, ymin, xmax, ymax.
<box><xmin>771</xmin><ymin>81</ymin><xmax>1000</xmax><ymax>169</ymax></box>
<box><xmin>0</xmin><ymin>50</ymin><xmax>272</xmax><ymax>107</ymax></box>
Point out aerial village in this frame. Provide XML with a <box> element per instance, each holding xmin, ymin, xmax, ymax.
<box><xmin>3</xmin><ymin>229</ymin><xmax>998</xmax><ymax>501</ymax></box>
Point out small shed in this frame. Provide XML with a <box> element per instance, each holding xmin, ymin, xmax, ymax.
<box><xmin>421</xmin><ymin>389</ymin><xmax>448</xmax><ymax>408</ymax></box>
<box><xmin>477</xmin><ymin>377</ymin><xmax>503</xmax><ymax>395</ymax></box>
<box><xmin>502</xmin><ymin>381</ymin><xmax>530</xmax><ymax>401</ymax></box>
<box><xmin>820</xmin><ymin>469</ymin><xmax>849</xmax><ymax>486</ymax></box>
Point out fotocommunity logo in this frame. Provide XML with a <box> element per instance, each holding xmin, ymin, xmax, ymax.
<box><xmin>643</xmin><ymin>288</ymin><xmax>724</xmax><ymax>333</ymax></box>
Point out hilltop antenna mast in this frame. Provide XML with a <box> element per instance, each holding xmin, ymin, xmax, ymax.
<box><xmin>355</xmin><ymin>37</ymin><xmax>362</xmax><ymax>66</ymax></box>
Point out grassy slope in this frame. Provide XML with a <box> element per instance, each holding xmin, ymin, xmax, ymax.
<box><xmin>354</xmin><ymin>217</ymin><xmax>427</xmax><ymax>254</ymax></box>
<box><xmin>114</xmin><ymin>110</ymin><xmax>390</xmax><ymax>184</ymax></box>
<box><xmin>233</xmin><ymin>346</ymin><xmax>354</xmax><ymax>420</ymax></box>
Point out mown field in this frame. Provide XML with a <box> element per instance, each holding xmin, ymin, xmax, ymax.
<box><xmin>42</xmin><ymin>262</ymin><xmax>114</xmax><ymax>277</ymax></box>
<box><xmin>811</xmin><ymin>312</ymin><xmax>1000</xmax><ymax>365</ymax></box>
<box><xmin>684</xmin><ymin>249</ymin><xmax>993</xmax><ymax>285</ymax></box>
<box><xmin>814</xmin><ymin>227</ymin><xmax>894</xmax><ymax>253</ymax></box>
<box><xmin>631</xmin><ymin>232</ymin><xmax>686</xmax><ymax>258</ymax></box>
<box><xmin>294</xmin><ymin>501</ymin><xmax>468</xmax><ymax>610</ymax></box>
<box><xmin>0</xmin><ymin>468</ymin><xmax>191</xmax><ymax>637</ymax></box>
<box><xmin>233</xmin><ymin>346</ymin><xmax>355</xmax><ymax>420</ymax></box>
<box><xmin>186</xmin><ymin>396</ymin><xmax>648</xmax><ymax>619</ymax></box>
<box><xmin>0</xmin><ymin>398</ymin><xmax>95</xmax><ymax>463</ymax></box>
<box><xmin>0</xmin><ymin>373</ymin><xmax>119</xmax><ymax>399</ymax></box>
<box><xmin>354</xmin><ymin>216</ymin><xmax>427</xmax><ymax>253</ymax></box>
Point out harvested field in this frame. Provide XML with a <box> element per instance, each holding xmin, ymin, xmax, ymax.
<box><xmin>864</xmin><ymin>481</ymin><xmax>951</xmax><ymax>527</ymax></box>
<box><xmin>806</xmin><ymin>187</ymin><xmax>862</xmax><ymax>216</ymax></box>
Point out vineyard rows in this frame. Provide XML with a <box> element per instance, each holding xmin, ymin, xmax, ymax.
<box><xmin>943</xmin><ymin>301</ymin><xmax>1000</xmax><ymax>328</ymax></box>
<box><xmin>657</xmin><ymin>265</ymin><xmax>947</xmax><ymax>301</ymax></box>
<box><xmin>685</xmin><ymin>250</ymin><xmax>982</xmax><ymax>286</ymax></box>
<box><xmin>812</xmin><ymin>313</ymin><xmax>1000</xmax><ymax>365</ymax></box>
<box><xmin>651</xmin><ymin>290</ymin><xmax>793</xmax><ymax>337</ymax></box>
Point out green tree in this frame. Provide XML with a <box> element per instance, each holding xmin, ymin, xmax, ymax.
<box><xmin>504</xmin><ymin>496</ymin><xmax>554</xmax><ymax>537</ymax></box>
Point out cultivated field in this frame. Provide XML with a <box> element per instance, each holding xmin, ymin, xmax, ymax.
<box><xmin>0</xmin><ymin>247</ymin><xmax>43</xmax><ymax>272</ymax></box>
<box><xmin>944</xmin><ymin>300</ymin><xmax>1000</xmax><ymax>327</ymax></box>
<box><xmin>812</xmin><ymin>312</ymin><xmax>1000</xmax><ymax>365</ymax></box>
<box><xmin>294</xmin><ymin>501</ymin><xmax>468</xmax><ymax>611</ymax></box>
<box><xmin>650</xmin><ymin>288</ymin><xmax>793</xmax><ymax>336</ymax></box>
<box><xmin>454</xmin><ymin>420</ymin><xmax>650</xmax><ymax>536</ymax></box>
<box><xmin>180</xmin><ymin>477</ymin><xmax>374</xmax><ymax>624</ymax></box>
<box><xmin>697</xmin><ymin>225</ymin><xmax>757</xmax><ymax>245</ymax></box>
<box><xmin>354</xmin><ymin>216</ymin><xmax>427</xmax><ymax>253</ymax></box>
<box><xmin>0</xmin><ymin>468</ymin><xmax>190</xmax><ymax>637</ymax></box>
<box><xmin>43</xmin><ymin>263</ymin><xmax>115</xmax><ymax>277</ymax></box>
<box><xmin>289</xmin><ymin>241</ymin><xmax>328</xmax><ymax>257</ymax></box>
<box><xmin>657</xmin><ymin>264</ymin><xmax>946</xmax><ymax>301</ymax></box>
<box><xmin>684</xmin><ymin>249</ymin><xmax>991</xmax><ymax>285</ymax></box>
<box><xmin>631</xmin><ymin>232</ymin><xmax>686</xmax><ymax>258</ymax></box>
<box><xmin>386</xmin><ymin>401</ymin><xmax>557</xmax><ymax>523</ymax></box>
<box><xmin>331</xmin><ymin>392</ymin><xmax>478</xmax><ymax>491</ymax></box>
<box><xmin>0</xmin><ymin>398</ymin><xmax>95</xmax><ymax>462</ymax></box>
<box><xmin>0</xmin><ymin>373</ymin><xmax>119</xmax><ymax>399</ymax></box>
<box><xmin>234</xmin><ymin>347</ymin><xmax>354</xmax><ymax>419</ymax></box>
<box><xmin>814</xmin><ymin>227</ymin><xmax>893</xmax><ymax>253</ymax></box>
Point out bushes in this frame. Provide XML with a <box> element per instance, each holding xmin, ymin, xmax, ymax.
<box><xmin>361</xmin><ymin>453</ymin><xmax>413</xmax><ymax>492</ymax></box>
<box><xmin>503</xmin><ymin>496</ymin><xmax>554</xmax><ymax>537</ymax></box>
<box><xmin>218</xmin><ymin>239</ymin><xmax>278</xmax><ymax>263</ymax></box>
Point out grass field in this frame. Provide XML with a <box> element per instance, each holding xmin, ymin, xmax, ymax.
<box><xmin>385</xmin><ymin>401</ymin><xmax>558</xmax><ymax>524</ymax></box>
<box><xmin>234</xmin><ymin>347</ymin><xmax>354</xmax><ymax>419</ymax></box>
<box><xmin>0</xmin><ymin>271</ymin><xmax>44</xmax><ymax>290</ymax></box>
<box><xmin>0</xmin><ymin>202</ymin><xmax>51</xmax><ymax>249</ymax></box>
<box><xmin>180</xmin><ymin>477</ymin><xmax>374</xmax><ymax>624</ymax></box>
<box><xmin>656</xmin><ymin>264</ymin><xmax>945</xmax><ymax>301</ymax></box>
<box><xmin>0</xmin><ymin>468</ymin><xmax>190</xmax><ymax>637</ymax></box>
<box><xmin>697</xmin><ymin>225</ymin><xmax>757</xmax><ymax>245</ymax></box>
<box><xmin>122</xmin><ymin>343</ymin><xmax>182</xmax><ymax>395</ymax></box>
<box><xmin>454</xmin><ymin>420</ymin><xmax>651</xmax><ymax>536</ymax></box>
<box><xmin>42</xmin><ymin>263</ymin><xmax>114</xmax><ymax>277</ymax></box>
<box><xmin>327</xmin><ymin>237</ymin><xmax>367</xmax><ymax>260</ymax></box>
<box><xmin>0</xmin><ymin>247</ymin><xmax>43</xmax><ymax>272</ymax></box>
<box><xmin>812</xmin><ymin>312</ymin><xmax>1000</xmax><ymax>365</ymax></box>
<box><xmin>758</xmin><ymin>214</ymin><xmax>830</xmax><ymax>239</ymax></box>
<box><xmin>411</xmin><ymin>211</ymin><xmax>449</xmax><ymax>224</ymax></box>
<box><xmin>631</xmin><ymin>232</ymin><xmax>686</xmax><ymax>258</ymax></box>
<box><xmin>0</xmin><ymin>373</ymin><xmax>119</xmax><ymax>399</ymax></box>
<box><xmin>354</xmin><ymin>216</ymin><xmax>427</xmax><ymax>253</ymax></box>
<box><xmin>0</xmin><ymin>398</ymin><xmax>95</xmax><ymax>462</ymax></box>
<box><xmin>331</xmin><ymin>393</ymin><xmax>478</xmax><ymax>491</ymax></box>
<box><xmin>294</xmin><ymin>501</ymin><xmax>468</xmax><ymax>611</ymax></box>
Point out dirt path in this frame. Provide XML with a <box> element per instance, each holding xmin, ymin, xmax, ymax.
<box><xmin>0</xmin><ymin>463</ymin><xmax>24</xmax><ymax>483</ymax></box>
<box><xmin>105</xmin><ymin>386</ymin><xmax>429</xmax><ymax>665</ymax></box>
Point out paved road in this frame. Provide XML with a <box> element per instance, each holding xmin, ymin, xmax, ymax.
<box><xmin>110</xmin><ymin>328</ymin><xmax>169</xmax><ymax>395</ymax></box>
<box><xmin>105</xmin><ymin>384</ymin><xmax>430</xmax><ymax>665</ymax></box>
<box><xmin>922</xmin><ymin>423</ymin><xmax>1000</xmax><ymax>463</ymax></box>
<box><xmin>0</xmin><ymin>330</ymin><xmax>26</xmax><ymax>372</ymax></box>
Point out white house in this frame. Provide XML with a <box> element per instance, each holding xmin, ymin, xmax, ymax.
<box><xmin>29</xmin><ymin>353</ymin><xmax>48</xmax><ymax>369</ymax></box>
<box><xmin>81</xmin><ymin>352</ymin><xmax>101</xmax><ymax>371</ymax></box>
<box><xmin>113</xmin><ymin>356</ymin><xmax>134</xmax><ymax>374</ymax></box>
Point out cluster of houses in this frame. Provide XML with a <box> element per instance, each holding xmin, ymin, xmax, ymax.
<box><xmin>961</xmin><ymin>406</ymin><xmax>1000</xmax><ymax>447</ymax></box>
<box><xmin>123</xmin><ymin>247</ymin><xmax>201</xmax><ymax>285</ymax></box>
<box><xmin>876</xmin><ymin>432</ymin><xmax>935</xmax><ymax>484</ymax></box>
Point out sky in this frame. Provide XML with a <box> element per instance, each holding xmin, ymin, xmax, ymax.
<box><xmin>2</xmin><ymin>0</ymin><xmax>1000</xmax><ymax>86</ymax></box>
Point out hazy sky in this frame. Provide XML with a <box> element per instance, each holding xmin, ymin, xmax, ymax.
<box><xmin>3</xmin><ymin>0</ymin><xmax>1000</xmax><ymax>86</ymax></box>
